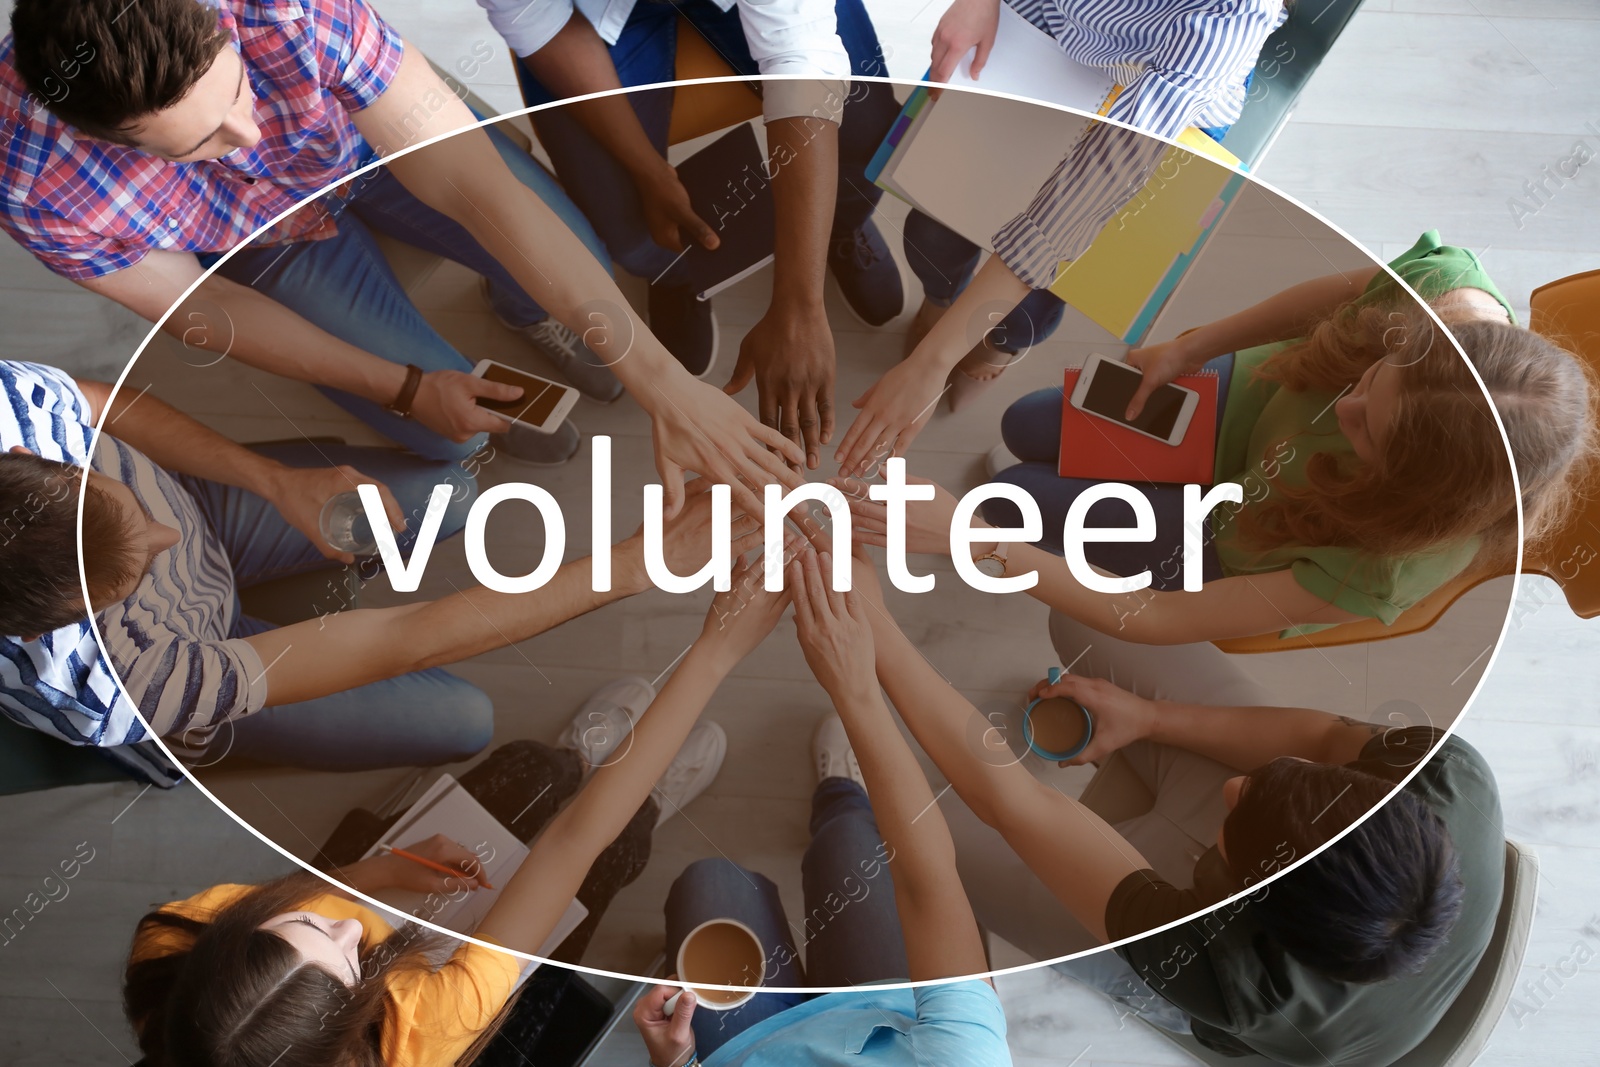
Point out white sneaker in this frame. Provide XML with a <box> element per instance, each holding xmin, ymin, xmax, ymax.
<box><xmin>986</xmin><ymin>442</ymin><xmax>1019</xmax><ymax>480</ymax></box>
<box><xmin>652</xmin><ymin>720</ymin><xmax>727</xmax><ymax>829</ymax></box>
<box><xmin>559</xmin><ymin>677</ymin><xmax>657</xmax><ymax>771</ymax></box>
<box><xmin>812</xmin><ymin>714</ymin><xmax>865</xmax><ymax>788</ymax></box>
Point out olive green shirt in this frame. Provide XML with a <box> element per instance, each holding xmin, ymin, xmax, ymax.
<box><xmin>1106</xmin><ymin>728</ymin><xmax>1505</xmax><ymax>1066</ymax></box>
<box><xmin>1208</xmin><ymin>232</ymin><xmax>1513</xmax><ymax>631</ymax></box>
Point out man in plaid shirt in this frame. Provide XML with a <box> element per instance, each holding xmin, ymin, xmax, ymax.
<box><xmin>1</xmin><ymin>0</ymin><xmax>803</xmax><ymax>490</ymax></box>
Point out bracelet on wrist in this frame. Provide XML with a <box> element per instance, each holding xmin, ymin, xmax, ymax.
<box><xmin>649</xmin><ymin>1051</ymin><xmax>697</xmax><ymax>1067</ymax></box>
<box><xmin>386</xmin><ymin>363</ymin><xmax>424</xmax><ymax>419</ymax></box>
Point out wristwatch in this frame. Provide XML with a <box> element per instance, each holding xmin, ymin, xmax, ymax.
<box><xmin>386</xmin><ymin>363</ymin><xmax>424</xmax><ymax>420</ymax></box>
<box><xmin>972</xmin><ymin>541</ymin><xmax>1009</xmax><ymax>579</ymax></box>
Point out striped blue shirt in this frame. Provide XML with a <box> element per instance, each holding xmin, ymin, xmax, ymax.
<box><xmin>0</xmin><ymin>363</ymin><xmax>265</xmax><ymax>784</ymax></box>
<box><xmin>992</xmin><ymin>0</ymin><xmax>1285</xmax><ymax>287</ymax></box>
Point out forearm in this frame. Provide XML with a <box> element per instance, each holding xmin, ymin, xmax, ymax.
<box><xmin>482</xmin><ymin>641</ymin><xmax>735</xmax><ymax>954</ymax></box>
<box><xmin>364</xmin><ymin>49</ymin><xmax>677</xmax><ymax>398</ymax></box>
<box><xmin>1147</xmin><ymin>700</ymin><xmax>1381</xmax><ymax>769</ymax></box>
<box><xmin>523</xmin><ymin>17</ymin><xmax>668</xmax><ymax>181</ymax></box>
<box><xmin>90</xmin><ymin>385</ymin><xmax>285</xmax><ymax>493</ymax></box>
<box><xmin>1002</xmin><ymin>542</ymin><xmax>1339</xmax><ymax>645</ymax></box>
<box><xmin>908</xmin><ymin>255</ymin><xmax>1030</xmax><ymax>374</ymax></box>
<box><xmin>871</xmin><ymin>611</ymin><xmax>1141</xmax><ymax>941</ymax></box>
<box><xmin>183</xmin><ymin>275</ymin><xmax>407</xmax><ymax>405</ymax></box>
<box><xmin>765</xmin><ymin>115</ymin><xmax>838</xmax><ymax>314</ymax></box>
<box><xmin>1174</xmin><ymin>268</ymin><xmax>1382</xmax><ymax>363</ymax></box>
<box><xmin>868</xmin><ymin>616</ymin><xmax>1045</xmax><ymax>825</ymax></box>
<box><xmin>243</xmin><ymin>548</ymin><xmax>648</xmax><ymax>704</ymax></box>
<box><xmin>830</xmin><ymin>684</ymin><xmax>987</xmax><ymax>980</ymax></box>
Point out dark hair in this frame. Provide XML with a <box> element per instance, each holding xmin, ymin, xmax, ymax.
<box><xmin>10</xmin><ymin>0</ymin><xmax>230</xmax><ymax>143</ymax></box>
<box><xmin>0</xmin><ymin>453</ymin><xmax>144</xmax><ymax>635</ymax></box>
<box><xmin>123</xmin><ymin>872</ymin><xmax>512</xmax><ymax>1067</ymax></box>
<box><xmin>1224</xmin><ymin>758</ymin><xmax>1465</xmax><ymax>984</ymax></box>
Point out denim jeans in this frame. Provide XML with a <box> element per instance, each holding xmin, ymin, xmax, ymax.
<box><xmin>512</xmin><ymin>0</ymin><xmax>900</xmax><ymax>286</ymax></box>
<box><xmin>662</xmin><ymin>777</ymin><xmax>909</xmax><ymax>1058</ymax></box>
<box><xmin>903</xmin><ymin>207</ymin><xmax>1068</xmax><ymax>355</ymax></box>
<box><xmin>979</xmin><ymin>354</ymin><xmax>1235</xmax><ymax>587</ymax></box>
<box><xmin>209</xmin><ymin>124</ymin><xmax>610</xmax><ymax>462</ymax></box>
<box><xmin>177</xmin><ymin>441</ymin><xmax>492</xmax><ymax>771</ymax></box>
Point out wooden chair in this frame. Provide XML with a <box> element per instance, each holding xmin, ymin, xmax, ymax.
<box><xmin>1077</xmin><ymin>752</ymin><xmax>1541</xmax><ymax>1067</ymax></box>
<box><xmin>666</xmin><ymin>16</ymin><xmax>762</xmax><ymax>146</ymax></box>
<box><xmin>1214</xmin><ymin>268</ymin><xmax>1600</xmax><ymax>653</ymax></box>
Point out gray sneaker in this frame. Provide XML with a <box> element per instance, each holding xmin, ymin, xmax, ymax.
<box><xmin>480</xmin><ymin>277</ymin><xmax>624</xmax><ymax>403</ymax></box>
<box><xmin>491</xmin><ymin>419</ymin><xmax>580</xmax><ymax>466</ymax></box>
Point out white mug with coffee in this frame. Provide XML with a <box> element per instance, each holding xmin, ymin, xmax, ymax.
<box><xmin>663</xmin><ymin>917</ymin><xmax>767</xmax><ymax>1015</ymax></box>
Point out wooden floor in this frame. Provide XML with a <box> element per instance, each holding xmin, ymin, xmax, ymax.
<box><xmin>0</xmin><ymin>1</ymin><xmax>1596</xmax><ymax>1064</ymax></box>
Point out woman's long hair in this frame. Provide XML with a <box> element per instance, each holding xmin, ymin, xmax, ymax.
<box><xmin>123</xmin><ymin>873</ymin><xmax>511</xmax><ymax>1067</ymax></box>
<box><xmin>1243</xmin><ymin>298</ymin><xmax>1596</xmax><ymax>570</ymax></box>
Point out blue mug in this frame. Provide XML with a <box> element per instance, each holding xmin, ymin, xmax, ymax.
<box><xmin>1022</xmin><ymin>667</ymin><xmax>1094</xmax><ymax>761</ymax></box>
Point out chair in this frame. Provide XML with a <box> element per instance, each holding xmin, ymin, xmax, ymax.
<box><xmin>1076</xmin><ymin>755</ymin><xmax>1541</xmax><ymax>1067</ymax></box>
<box><xmin>667</xmin><ymin>15</ymin><xmax>763</xmax><ymax>146</ymax></box>
<box><xmin>1221</xmin><ymin>0</ymin><xmax>1367</xmax><ymax>168</ymax></box>
<box><xmin>1214</xmin><ymin>267</ymin><xmax>1600</xmax><ymax>653</ymax></box>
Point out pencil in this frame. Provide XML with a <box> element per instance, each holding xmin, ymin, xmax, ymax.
<box><xmin>379</xmin><ymin>843</ymin><xmax>494</xmax><ymax>889</ymax></box>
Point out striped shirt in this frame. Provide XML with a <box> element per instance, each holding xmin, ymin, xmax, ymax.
<box><xmin>0</xmin><ymin>362</ymin><xmax>266</xmax><ymax>785</ymax></box>
<box><xmin>0</xmin><ymin>0</ymin><xmax>402</xmax><ymax>281</ymax></box>
<box><xmin>991</xmin><ymin>0</ymin><xmax>1285</xmax><ymax>288</ymax></box>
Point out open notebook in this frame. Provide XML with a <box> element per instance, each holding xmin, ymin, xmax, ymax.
<box><xmin>360</xmin><ymin>774</ymin><xmax>587</xmax><ymax>963</ymax></box>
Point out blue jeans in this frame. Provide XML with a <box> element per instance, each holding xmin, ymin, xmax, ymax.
<box><xmin>980</xmin><ymin>354</ymin><xmax>1235</xmax><ymax>588</ymax></box>
<box><xmin>178</xmin><ymin>442</ymin><xmax>492</xmax><ymax>770</ymax></box>
<box><xmin>662</xmin><ymin>777</ymin><xmax>909</xmax><ymax>1058</ymax></box>
<box><xmin>513</xmin><ymin>0</ymin><xmax>900</xmax><ymax>285</ymax></box>
<box><xmin>904</xmin><ymin>208</ymin><xmax>1068</xmax><ymax>354</ymax></box>
<box><xmin>210</xmin><ymin>124</ymin><xmax>610</xmax><ymax>462</ymax></box>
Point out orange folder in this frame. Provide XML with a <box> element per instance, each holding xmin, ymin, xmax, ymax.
<box><xmin>1057</xmin><ymin>367</ymin><xmax>1220</xmax><ymax>485</ymax></box>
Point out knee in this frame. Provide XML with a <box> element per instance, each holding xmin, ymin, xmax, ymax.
<box><xmin>1000</xmin><ymin>388</ymin><xmax>1063</xmax><ymax>461</ymax></box>
<box><xmin>671</xmin><ymin>858</ymin><xmax>769</xmax><ymax>901</ymax></box>
<box><xmin>437</xmin><ymin>682</ymin><xmax>495</xmax><ymax>763</ymax></box>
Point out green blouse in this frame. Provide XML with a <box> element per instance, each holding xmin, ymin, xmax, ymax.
<box><xmin>1208</xmin><ymin>232</ymin><xmax>1511</xmax><ymax>632</ymax></box>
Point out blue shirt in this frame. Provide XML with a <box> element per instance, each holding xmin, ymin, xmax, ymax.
<box><xmin>705</xmin><ymin>982</ymin><xmax>1012</xmax><ymax>1067</ymax></box>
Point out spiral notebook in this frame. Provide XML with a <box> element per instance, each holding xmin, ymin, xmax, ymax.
<box><xmin>1058</xmin><ymin>367</ymin><xmax>1220</xmax><ymax>485</ymax></box>
<box><xmin>360</xmin><ymin>773</ymin><xmax>587</xmax><ymax>954</ymax></box>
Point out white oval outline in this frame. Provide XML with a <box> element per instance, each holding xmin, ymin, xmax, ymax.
<box><xmin>71</xmin><ymin>72</ymin><xmax>1527</xmax><ymax>997</ymax></box>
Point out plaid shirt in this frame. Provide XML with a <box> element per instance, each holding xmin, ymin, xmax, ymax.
<box><xmin>0</xmin><ymin>0</ymin><xmax>403</xmax><ymax>281</ymax></box>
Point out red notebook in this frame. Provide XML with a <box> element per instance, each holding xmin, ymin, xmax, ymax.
<box><xmin>1057</xmin><ymin>367</ymin><xmax>1220</xmax><ymax>485</ymax></box>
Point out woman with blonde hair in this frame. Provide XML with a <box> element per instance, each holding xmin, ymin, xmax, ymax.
<box><xmin>849</xmin><ymin>232</ymin><xmax>1595</xmax><ymax>645</ymax></box>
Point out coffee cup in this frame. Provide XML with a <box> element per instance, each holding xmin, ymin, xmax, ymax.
<box><xmin>665</xmin><ymin>917</ymin><xmax>766</xmax><ymax>1014</ymax></box>
<box><xmin>1022</xmin><ymin>666</ymin><xmax>1093</xmax><ymax>761</ymax></box>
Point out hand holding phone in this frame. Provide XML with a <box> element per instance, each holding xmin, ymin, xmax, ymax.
<box><xmin>471</xmin><ymin>359</ymin><xmax>579</xmax><ymax>435</ymax></box>
<box><xmin>1069</xmin><ymin>352</ymin><xmax>1198</xmax><ymax>446</ymax></box>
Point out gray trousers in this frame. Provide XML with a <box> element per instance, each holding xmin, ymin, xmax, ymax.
<box><xmin>943</xmin><ymin>611</ymin><xmax>1271</xmax><ymax>1025</ymax></box>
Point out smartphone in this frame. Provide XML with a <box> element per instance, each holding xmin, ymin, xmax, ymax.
<box><xmin>1069</xmin><ymin>352</ymin><xmax>1198</xmax><ymax>446</ymax></box>
<box><xmin>471</xmin><ymin>359</ymin><xmax>580</xmax><ymax>434</ymax></box>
